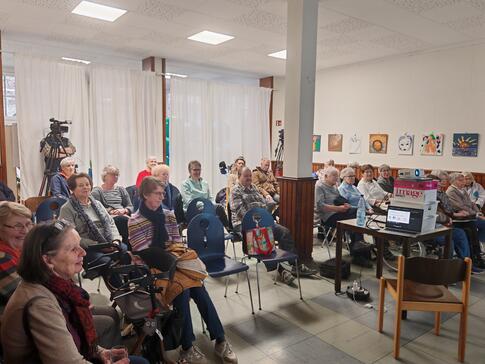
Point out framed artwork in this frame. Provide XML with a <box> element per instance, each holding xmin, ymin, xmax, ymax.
<box><xmin>420</xmin><ymin>133</ymin><xmax>444</xmax><ymax>156</ymax></box>
<box><xmin>369</xmin><ymin>134</ymin><xmax>388</xmax><ymax>154</ymax></box>
<box><xmin>349</xmin><ymin>134</ymin><xmax>361</xmax><ymax>154</ymax></box>
<box><xmin>312</xmin><ymin>135</ymin><xmax>321</xmax><ymax>152</ymax></box>
<box><xmin>452</xmin><ymin>133</ymin><xmax>479</xmax><ymax>157</ymax></box>
<box><xmin>328</xmin><ymin>134</ymin><xmax>343</xmax><ymax>152</ymax></box>
<box><xmin>398</xmin><ymin>133</ymin><xmax>414</xmax><ymax>155</ymax></box>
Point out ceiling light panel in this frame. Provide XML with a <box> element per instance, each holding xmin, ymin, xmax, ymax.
<box><xmin>72</xmin><ymin>1</ymin><xmax>127</xmax><ymax>22</ymax></box>
<box><xmin>61</xmin><ymin>57</ymin><xmax>91</xmax><ymax>64</ymax></box>
<box><xmin>268</xmin><ymin>49</ymin><xmax>286</xmax><ymax>59</ymax></box>
<box><xmin>187</xmin><ymin>30</ymin><xmax>234</xmax><ymax>45</ymax></box>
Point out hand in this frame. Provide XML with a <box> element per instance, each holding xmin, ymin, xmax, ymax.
<box><xmin>454</xmin><ymin>210</ymin><xmax>468</xmax><ymax>217</ymax></box>
<box><xmin>265</xmin><ymin>195</ymin><xmax>274</xmax><ymax>203</ymax></box>
<box><xmin>367</xmin><ymin>208</ymin><xmax>374</xmax><ymax>215</ymax></box>
<box><xmin>339</xmin><ymin>204</ymin><xmax>350</xmax><ymax>212</ymax></box>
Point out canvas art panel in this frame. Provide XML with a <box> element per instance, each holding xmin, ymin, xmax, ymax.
<box><xmin>313</xmin><ymin>135</ymin><xmax>321</xmax><ymax>152</ymax></box>
<box><xmin>328</xmin><ymin>134</ymin><xmax>343</xmax><ymax>152</ymax></box>
<box><xmin>369</xmin><ymin>134</ymin><xmax>388</xmax><ymax>154</ymax></box>
<box><xmin>452</xmin><ymin>133</ymin><xmax>479</xmax><ymax>157</ymax></box>
<box><xmin>420</xmin><ymin>133</ymin><xmax>444</xmax><ymax>156</ymax></box>
<box><xmin>398</xmin><ymin>133</ymin><xmax>414</xmax><ymax>155</ymax></box>
<box><xmin>349</xmin><ymin>134</ymin><xmax>361</xmax><ymax>154</ymax></box>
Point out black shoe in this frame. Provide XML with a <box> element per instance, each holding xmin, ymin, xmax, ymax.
<box><xmin>352</xmin><ymin>256</ymin><xmax>373</xmax><ymax>268</ymax></box>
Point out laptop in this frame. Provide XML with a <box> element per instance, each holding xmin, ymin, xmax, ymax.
<box><xmin>385</xmin><ymin>205</ymin><xmax>424</xmax><ymax>234</ymax></box>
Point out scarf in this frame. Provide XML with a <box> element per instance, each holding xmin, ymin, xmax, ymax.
<box><xmin>0</xmin><ymin>241</ymin><xmax>20</xmax><ymax>265</ymax></box>
<box><xmin>69</xmin><ymin>196</ymin><xmax>113</xmax><ymax>243</ymax></box>
<box><xmin>139</xmin><ymin>202</ymin><xmax>169</xmax><ymax>249</ymax></box>
<box><xmin>44</xmin><ymin>274</ymin><xmax>97</xmax><ymax>359</ymax></box>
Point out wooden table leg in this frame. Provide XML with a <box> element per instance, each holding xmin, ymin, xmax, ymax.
<box><xmin>376</xmin><ymin>238</ymin><xmax>384</xmax><ymax>279</ymax></box>
<box><xmin>402</xmin><ymin>238</ymin><xmax>410</xmax><ymax>257</ymax></box>
<box><xmin>335</xmin><ymin>224</ymin><xmax>343</xmax><ymax>293</ymax></box>
<box><xmin>444</xmin><ymin>229</ymin><xmax>452</xmax><ymax>259</ymax></box>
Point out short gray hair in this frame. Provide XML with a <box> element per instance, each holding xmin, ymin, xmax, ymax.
<box><xmin>378</xmin><ymin>164</ymin><xmax>390</xmax><ymax>172</ymax></box>
<box><xmin>347</xmin><ymin>161</ymin><xmax>359</xmax><ymax>168</ymax></box>
<box><xmin>449</xmin><ymin>172</ymin><xmax>464</xmax><ymax>184</ymax></box>
<box><xmin>340</xmin><ymin>167</ymin><xmax>355</xmax><ymax>179</ymax></box>
<box><xmin>462</xmin><ymin>171</ymin><xmax>475</xmax><ymax>181</ymax></box>
<box><xmin>323</xmin><ymin>166</ymin><xmax>339</xmax><ymax>178</ymax></box>
<box><xmin>101</xmin><ymin>165</ymin><xmax>120</xmax><ymax>181</ymax></box>
<box><xmin>430</xmin><ymin>170</ymin><xmax>448</xmax><ymax>180</ymax></box>
<box><xmin>60</xmin><ymin>157</ymin><xmax>75</xmax><ymax>168</ymax></box>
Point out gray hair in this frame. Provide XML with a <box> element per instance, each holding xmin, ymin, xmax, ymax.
<box><xmin>462</xmin><ymin>171</ymin><xmax>475</xmax><ymax>182</ymax></box>
<box><xmin>347</xmin><ymin>161</ymin><xmax>359</xmax><ymax>168</ymax></box>
<box><xmin>430</xmin><ymin>170</ymin><xmax>448</xmax><ymax>180</ymax></box>
<box><xmin>449</xmin><ymin>172</ymin><xmax>464</xmax><ymax>184</ymax></box>
<box><xmin>101</xmin><ymin>165</ymin><xmax>120</xmax><ymax>181</ymax></box>
<box><xmin>323</xmin><ymin>166</ymin><xmax>339</xmax><ymax>178</ymax></box>
<box><xmin>60</xmin><ymin>157</ymin><xmax>75</xmax><ymax>168</ymax></box>
<box><xmin>378</xmin><ymin>164</ymin><xmax>390</xmax><ymax>172</ymax></box>
<box><xmin>152</xmin><ymin>164</ymin><xmax>170</xmax><ymax>177</ymax></box>
<box><xmin>340</xmin><ymin>167</ymin><xmax>355</xmax><ymax>179</ymax></box>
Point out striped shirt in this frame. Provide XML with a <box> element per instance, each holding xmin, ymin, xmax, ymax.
<box><xmin>0</xmin><ymin>242</ymin><xmax>20</xmax><ymax>313</ymax></box>
<box><xmin>91</xmin><ymin>186</ymin><xmax>133</xmax><ymax>213</ymax></box>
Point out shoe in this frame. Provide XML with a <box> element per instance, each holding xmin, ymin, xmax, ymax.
<box><xmin>278</xmin><ymin>270</ymin><xmax>296</xmax><ymax>286</ymax></box>
<box><xmin>292</xmin><ymin>264</ymin><xmax>317</xmax><ymax>277</ymax></box>
<box><xmin>352</xmin><ymin>256</ymin><xmax>373</xmax><ymax>268</ymax></box>
<box><xmin>214</xmin><ymin>340</ymin><xmax>238</xmax><ymax>363</ymax></box>
<box><xmin>472</xmin><ymin>266</ymin><xmax>483</xmax><ymax>274</ymax></box>
<box><xmin>180</xmin><ymin>345</ymin><xmax>207</xmax><ymax>364</ymax></box>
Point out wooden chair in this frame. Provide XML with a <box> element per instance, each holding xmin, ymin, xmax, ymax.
<box><xmin>23</xmin><ymin>196</ymin><xmax>48</xmax><ymax>214</ymax></box>
<box><xmin>377</xmin><ymin>255</ymin><xmax>472</xmax><ymax>362</ymax></box>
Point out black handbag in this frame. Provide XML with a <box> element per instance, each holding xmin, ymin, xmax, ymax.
<box><xmin>333</xmin><ymin>195</ymin><xmax>350</xmax><ymax>206</ymax></box>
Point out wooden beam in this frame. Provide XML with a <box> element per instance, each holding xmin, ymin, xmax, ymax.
<box><xmin>259</xmin><ymin>76</ymin><xmax>273</xmax><ymax>152</ymax></box>
<box><xmin>0</xmin><ymin>31</ymin><xmax>7</xmax><ymax>183</ymax></box>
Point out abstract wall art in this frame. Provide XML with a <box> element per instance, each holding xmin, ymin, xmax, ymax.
<box><xmin>452</xmin><ymin>133</ymin><xmax>479</xmax><ymax>157</ymax></box>
<box><xmin>398</xmin><ymin>133</ymin><xmax>414</xmax><ymax>155</ymax></box>
<box><xmin>369</xmin><ymin>134</ymin><xmax>388</xmax><ymax>154</ymax></box>
<box><xmin>328</xmin><ymin>134</ymin><xmax>342</xmax><ymax>152</ymax></box>
<box><xmin>420</xmin><ymin>133</ymin><xmax>444</xmax><ymax>156</ymax></box>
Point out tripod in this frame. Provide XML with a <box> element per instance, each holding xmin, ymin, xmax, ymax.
<box><xmin>274</xmin><ymin>137</ymin><xmax>284</xmax><ymax>176</ymax></box>
<box><xmin>38</xmin><ymin>132</ymin><xmax>70</xmax><ymax>196</ymax></box>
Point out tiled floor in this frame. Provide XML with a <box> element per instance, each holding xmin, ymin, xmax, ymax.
<box><xmin>85</xmin><ymin>234</ymin><xmax>485</xmax><ymax>363</ymax></box>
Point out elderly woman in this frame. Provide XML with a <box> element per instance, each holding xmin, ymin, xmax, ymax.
<box><xmin>357</xmin><ymin>164</ymin><xmax>390</xmax><ymax>209</ymax></box>
<box><xmin>1</xmin><ymin>221</ymin><xmax>148</xmax><ymax>364</ymax></box>
<box><xmin>135</xmin><ymin>156</ymin><xmax>158</xmax><ymax>188</ymax></box>
<box><xmin>50</xmin><ymin>156</ymin><xmax>76</xmax><ymax>199</ymax></box>
<box><xmin>463</xmin><ymin>171</ymin><xmax>485</xmax><ymax>209</ymax></box>
<box><xmin>151</xmin><ymin>164</ymin><xmax>181</xmax><ymax>211</ymax></box>
<box><xmin>128</xmin><ymin>177</ymin><xmax>237</xmax><ymax>364</ymax></box>
<box><xmin>314</xmin><ymin>167</ymin><xmax>372</xmax><ymax>267</ymax></box>
<box><xmin>338</xmin><ymin>167</ymin><xmax>373</xmax><ymax>213</ymax></box>
<box><xmin>0</xmin><ymin>202</ymin><xmax>32</xmax><ymax>312</ymax></box>
<box><xmin>347</xmin><ymin>162</ymin><xmax>360</xmax><ymax>186</ymax></box>
<box><xmin>377</xmin><ymin>164</ymin><xmax>394</xmax><ymax>194</ymax></box>
<box><xmin>181</xmin><ymin>160</ymin><xmax>230</xmax><ymax>227</ymax></box>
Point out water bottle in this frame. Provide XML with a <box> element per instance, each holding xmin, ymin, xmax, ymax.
<box><xmin>356</xmin><ymin>195</ymin><xmax>366</xmax><ymax>227</ymax></box>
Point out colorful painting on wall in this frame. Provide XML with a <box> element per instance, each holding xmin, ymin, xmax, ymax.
<box><xmin>369</xmin><ymin>134</ymin><xmax>388</xmax><ymax>154</ymax></box>
<box><xmin>398</xmin><ymin>133</ymin><xmax>414</xmax><ymax>155</ymax></box>
<box><xmin>328</xmin><ymin>134</ymin><xmax>342</xmax><ymax>152</ymax></box>
<box><xmin>420</xmin><ymin>133</ymin><xmax>444</xmax><ymax>156</ymax></box>
<box><xmin>313</xmin><ymin>135</ymin><xmax>321</xmax><ymax>152</ymax></box>
<box><xmin>349</xmin><ymin>134</ymin><xmax>361</xmax><ymax>154</ymax></box>
<box><xmin>452</xmin><ymin>133</ymin><xmax>479</xmax><ymax>157</ymax></box>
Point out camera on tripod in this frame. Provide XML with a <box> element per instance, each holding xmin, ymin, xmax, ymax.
<box><xmin>49</xmin><ymin>118</ymin><xmax>72</xmax><ymax>135</ymax></box>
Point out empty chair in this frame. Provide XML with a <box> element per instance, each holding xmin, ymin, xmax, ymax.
<box><xmin>185</xmin><ymin>197</ymin><xmax>216</xmax><ymax>223</ymax></box>
<box><xmin>35</xmin><ymin>196</ymin><xmax>67</xmax><ymax>222</ymax></box>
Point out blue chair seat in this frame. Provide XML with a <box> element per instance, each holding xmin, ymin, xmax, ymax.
<box><xmin>202</xmin><ymin>256</ymin><xmax>249</xmax><ymax>278</ymax></box>
<box><xmin>250</xmin><ymin>249</ymin><xmax>298</xmax><ymax>266</ymax></box>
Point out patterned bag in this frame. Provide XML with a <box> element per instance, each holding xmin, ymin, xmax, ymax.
<box><xmin>245</xmin><ymin>226</ymin><xmax>275</xmax><ymax>255</ymax></box>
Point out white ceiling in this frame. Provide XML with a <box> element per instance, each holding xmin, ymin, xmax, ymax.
<box><xmin>2</xmin><ymin>0</ymin><xmax>485</xmax><ymax>78</ymax></box>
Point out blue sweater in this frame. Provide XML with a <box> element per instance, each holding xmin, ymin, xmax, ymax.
<box><xmin>338</xmin><ymin>182</ymin><xmax>371</xmax><ymax>210</ymax></box>
<box><xmin>50</xmin><ymin>173</ymin><xmax>70</xmax><ymax>199</ymax></box>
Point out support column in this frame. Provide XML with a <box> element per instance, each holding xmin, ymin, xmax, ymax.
<box><xmin>278</xmin><ymin>0</ymin><xmax>318</xmax><ymax>261</ymax></box>
<box><xmin>142</xmin><ymin>56</ymin><xmax>167</xmax><ymax>163</ymax></box>
<box><xmin>0</xmin><ymin>31</ymin><xmax>7</xmax><ymax>183</ymax></box>
<box><xmin>259</xmin><ymin>76</ymin><xmax>273</xmax><ymax>151</ymax></box>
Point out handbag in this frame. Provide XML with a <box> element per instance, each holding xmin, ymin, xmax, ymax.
<box><xmin>245</xmin><ymin>226</ymin><xmax>275</xmax><ymax>255</ymax></box>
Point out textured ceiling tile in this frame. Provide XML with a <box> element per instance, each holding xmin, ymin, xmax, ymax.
<box><xmin>321</xmin><ymin>17</ymin><xmax>373</xmax><ymax>34</ymax></box>
<box><xmin>224</xmin><ymin>0</ymin><xmax>271</xmax><ymax>8</ymax></box>
<box><xmin>64</xmin><ymin>14</ymin><xmax>111</xmax><ymax>33</ymax></box>
<box><xmin>233</xmin><ymin>9</ymin><xmax>286</xmax><ymax>33</ymax></box>
<box><xmin>136</xmin><ymin>0</ymin><xmax>187</xmax><ymax>21</ymax></box>
<box><xmin>446</xmin><ymin>14</ymin><xmax>485</xmax><ymax>30</ymax></box>
<box><xmin>419</xmin><ymin>1</ymin><xmax>478</xmax><ymax>23</ymax></box>
<box><xmin>142</xmin><ymin>31</ymin><xmax>182</xmax><ymax>45</ymax></box>
<box><xmin>18</xmin><ymin>0</ymin><xmax>78</xmax><ymax>11</ymax></box>
<box><xmin>469</xmin><ymin>0</ymin><xmax>485</xmax><ymax>11</ymax></box>
<box><xmin>370</xmin><ymin>33</ymin><xmax>430</xmax><ymax>51</ymax></box>
<box><xmin>384</xmin><ymin>0</ymin><xmax>465</xmax><ymax>14</ymax></box>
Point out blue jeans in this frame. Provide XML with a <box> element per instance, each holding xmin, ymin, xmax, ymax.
<box><xmin>128</xmin><ymin>356</ymin><xmax>149</xmax><ymax>364</ymax></box>
<box><xmin>172</xmin><ymin>286</ymin><xmax>225</xmax><ymax>350</ymax></box>
<box><xmin>435</xmin><ymin>228</ymin><xmax>470</xmax><ymax>258</ymax></box>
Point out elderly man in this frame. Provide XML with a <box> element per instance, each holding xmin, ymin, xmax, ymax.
<box><xmin>230</xmin><ymin>167</ymin><xmax>316</xmax><ymax>283</ymax></box>
<box><xmin>252</xmin><ymin>158</ymin><xmax>280</xmax><ymax>205</ymax></box>
<box><xmin>135</xmin><ymin>155</ymin><xmax>158</xmax><ymax>188</ymax></box>
<box><xmin>50</xmin><ymin>156</ymin><xmax>76</xmax><ymax>199</ymax></box>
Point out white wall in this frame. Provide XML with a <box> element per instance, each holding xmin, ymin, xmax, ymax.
<box><xmin>273</xmin><ymin>43</ymin><xmax>485</xmax><ymax>172</ymax></box>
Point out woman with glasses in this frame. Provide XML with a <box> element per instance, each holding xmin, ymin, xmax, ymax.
<box><xmin>377</xmin><ymin>164</ymin><xmax>394</xmax><ymax>194</ymax></box>
<box><xmin>357</xmin><ymin>164</ymin><xmax>390</xmax><ymax>212</ymax></box>
<box><xmin>338</xmin><ymin>167</ymin><xmax>374</xmax><ymax>213</ymax></box>
<box><xmin>0</xmin><ymin>201</ymin><xmax>32</xmax><ymax>313</ymax></box>
<box><xmin>1</xmin><ymin>221</ymin><xmax>148</xmax><ymax>364</ymax></box>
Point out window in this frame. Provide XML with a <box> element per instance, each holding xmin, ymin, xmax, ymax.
<box><xmin>2</xmin><ymin>74</ymin><xmax>16</xmax><ymax>121</ymax></box>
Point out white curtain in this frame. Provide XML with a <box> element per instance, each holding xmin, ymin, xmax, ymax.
<box><xmin>170</xmin><ymin>78</ymin><xmax>271</xmax><ymax>195</ymax></box>
<box><xmin>89</xmin><ymin>66</ymin><xmax>163</xmax><ymax>187</ymax></box>
<box><xmin>15</xmin><ymin>55</ymin><xmax>90</xmax><ymax>198</ymax></box>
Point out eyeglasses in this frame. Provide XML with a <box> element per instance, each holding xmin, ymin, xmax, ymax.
<box><xmin>150</xmin><ymin>191</ymin><xmax>165</xmax><ymax>197</ymax></box>
<box><xmin>3</xmin><ymin>221</ymin><xmax>34</xmax><ymax>232</ymax></box>
<box><xmin>345</xmin><ymin>175</ymin><xmax>356</xmax><ymax>178</ymax></box>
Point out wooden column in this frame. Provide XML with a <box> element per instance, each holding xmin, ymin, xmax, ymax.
<box><xmin>142</xmin><ymin>56</ymin><xmax>167</xmax><ymax>163</ymax></box>
<box><xmin>278</xmin><ymin>176</ymin><xmax>316</xmax><ymax>261</ymax></box>
<box><xmin>0</xmin><ymin>31</ymin><xmax>7</xmax><ymax>183</ymax></box>
<box><xmin>259</xmin><ymin>76</ymin><xmax>273</xmax><ymax>151</ymax></box>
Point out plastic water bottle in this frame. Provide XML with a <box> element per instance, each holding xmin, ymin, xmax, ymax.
<box><xmin>356</xmin><ymin>195</ymin><xmax>366</xmax><ymax>227</ymax></box>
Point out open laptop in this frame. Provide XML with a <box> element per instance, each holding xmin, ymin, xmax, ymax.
<box><xmin>385</xmin><ymin>205</ymin><xmax>424</xmax><ymax>234</ymax></box>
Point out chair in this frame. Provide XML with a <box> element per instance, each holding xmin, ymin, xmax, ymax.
<box><xmin>35</xmin><ymin>197</ymin><xmax>67</xmax><ymax>222</ymax></box>
<box><xmin>126</xmin><ymin>185</ymin><xmax>140</xmax><ymax>212</ymax></box>
<box><xmin>377</xmin><ymin>256</ymin><xmax>472</xmax><ymax>362</ymax></box>
<box><xmin>187</xmin><ymin>213</ymin><xmax>254</xmax><ymax>314</ymax></box>
<box><xmin>24</xmin><ymin>196</ymin><xmax>48</xmax><ymax>215</ymax></box>
<box><xmin>185</xmin><ymin>197</ymin><xmax>216</xmax><ymax>223</ymax></box>
<box><xmin>241</xmin><ymin>207</ymin><xmax>302</xmax><ymax>310</ymax></box>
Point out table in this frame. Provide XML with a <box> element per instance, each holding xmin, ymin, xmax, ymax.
<box><xmin>334</xmin><ymin>218</ymin><xmax>452</xmax><ymax>293</ymax></box>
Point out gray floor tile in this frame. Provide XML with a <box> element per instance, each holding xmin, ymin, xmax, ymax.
<box><xmin>311</xmin><ymin>291</ymin><xmax>369</xmax><ymax>319</ymax></box>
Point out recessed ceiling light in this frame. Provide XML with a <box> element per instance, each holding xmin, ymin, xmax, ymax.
<box><xmin>188</xmin><ymin>30</ymin><xmax>234</xmax><ymax>45</ymax></box>
<box><xmin>72</xmin><ymin>1</ymin><xmax>127</xmax><ymax>22</ymax></box>
<box><xmin>62</xmin><ymin>57</ymin><xmax>91</xmax><ymax>64</ymax></box>
<box><xmin>165</xmin><ymin>72</ymin><xmax>188</xmax><ymax>79</ymax></box>
<box><xmin>268</xmin><ymin>50</ymin><xmax>286</xmax><ymax>60</ymax></box>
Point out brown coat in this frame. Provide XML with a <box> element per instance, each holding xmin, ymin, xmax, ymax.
<box><xmin>1</xmin><ymin>281</ymin><xmax>91</xmax><ymax>364</ymax></box>
<box><xmin>446</xmin><ymin>185</ymin><xmax>480</xmax><ymax>216</ymax></box>
<box><xmin>252</xmin><ymin>167</ymin><xmax>280</xmax><ymax>197</ymax></box>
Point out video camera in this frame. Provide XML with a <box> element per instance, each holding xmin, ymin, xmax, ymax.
<box><xmin>219</xmin><ymin>161</ymin><xmax>230</xmax><ymax>175</ymax></box>
<box><xmin>278</xmin><ymin>129</ymin><xmax>284</xmax><ymax>143</ymax></box>
<box><xmin>49</xmin><ymin>118</ymin><xmax>72</xmax><ymax>135</ymax></box>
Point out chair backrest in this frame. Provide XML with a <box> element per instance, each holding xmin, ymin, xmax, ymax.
<box><xmin>187</xmin><ymin>213</ymin><xmax>225</xmax><ymax>261</ymax></box>
<box><xmin>186</xmin><ymin>198</ymin><xmax>215</xmax><ymax>223</ymax></box>
<box><xmin>24</xmin><ymin>196</ymin><xmax>48</xmax><ymax>214</ymax></box>
<box><xmin>403</xmin><ymin>256</ymin><xmax>468</xmax><ymax>286</ymax></box>
<box><xmin>241</xmin><ymin>207</ymin><xmax>275</xmax><ymax>232</ymax></box>
<box><xmin>35</xmin><ymin>197</ymin><xmax>67</xmax><ymax>222</ymax></box>
<box><xmin>126</xmin><ymin>185</ymin><xmax>140</xmax><ymax>212</ymax></box>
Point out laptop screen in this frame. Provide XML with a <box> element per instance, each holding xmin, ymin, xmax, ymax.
<box><xmin>385</xmin><ymin>205</ymin><xmax>423</xmax><ymax>233</ymax></box>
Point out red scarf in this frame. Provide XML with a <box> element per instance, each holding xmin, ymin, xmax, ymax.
<box><xmin>44</xmin><ymin>274</ymin><xmax>97</xmax><ymax>358</ymax></box>
<box><xmin>0</xmin><ymin>241</ymin><xmax>20</xmax><ymax>265</ymax></box>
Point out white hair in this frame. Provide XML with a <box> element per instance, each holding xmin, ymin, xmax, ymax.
<box><xmin>60</xmin><ymin>157</ymin><xmax>75</xmax><ymax>168</ymax></box>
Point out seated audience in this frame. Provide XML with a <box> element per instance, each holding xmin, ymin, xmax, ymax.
<box><xmin>347</xmin><ymin>161</ymin><xmax>360</xmax><ymax>186</ymax></box>
<box><xmin>324</xmin><ymin>159</ymin><xmax>335</xmax><ymax>168</ymax></box>
<box><xmin>227</xmin><ymin>156</ymin><xmax>246</xmax><ymax>193</ymax></box>
<box><xmin>135</xmin><ymin>156</ymin><xmax>158</xmax><ymax>188</ymax></box>
<box><xmin>230</xmin><ymin>167</ymin><xmax>316</xmax><ymax>282</ymax></box>
<box><xmin>357</xmin><ymin>164</ymin><xmax>390</xmax><ymax>210</ymax></box>
<box><xmin>92</xmin><ymin>165</ymin><xmax>133</xmax><ymax>244</ymax></box>
<box><xmin>151</xmin><ymin>164</ymin><xmax>181</xmax><ymax>212</ymax></box>
<box><xmin>314</xmin><ymin>167</ymin><xmax>372</xmax><ymax>267</ymax></box>
<box><xmin>252</xmin><ymin>158</ymin><xmax>280</xmax><ymax>206</ymax></box>
<box><xmin>463</xmin><ymin>171</ymin><xmax>485</xmax><ymax>209</ymax></box>
<box><xmin>0</xmin><ymin>181</ymin><xmax>15</xmax><ymax>202</ymax></box>
<box><xmin>50</xmin><ymin>156</ymin><xmax>76</xmax><ymax>199</ymax></box>
<box><xmin>128</xmin><ymin>177</ymin><xmax>237</xmax><ymax>364</ymax></box>
<box><xmin>1</xmin><ymin>221</ymin><xmax>147</xmax><ymax>364</ymax></box>
<box><xmin>377</xmin><ymin>164</ymin><xmax>394</xmax><ymax>194</ymax></box>
<box><xmin>338</xmin><ymin>167</ymin><xmax>373</xmax><ymax>213</ymax></box>
<box><xmin>181</xmin><ymin>160</ymin><xmax>229</xmax><ymax>227</ymax></box>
